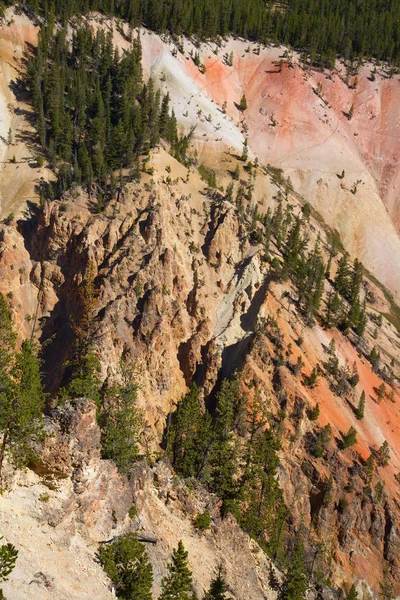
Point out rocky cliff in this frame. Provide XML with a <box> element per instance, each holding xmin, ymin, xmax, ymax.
<box><xmin>0</xmin><ymin>9</ymin><xmax>400</xmax><ymax>600</ymax></box>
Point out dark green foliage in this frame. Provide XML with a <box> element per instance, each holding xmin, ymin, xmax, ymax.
<box><xmin>303</xmin><ymin>367</ymin><xmax>319</xmax><ymax>389</ymax></box>
<box><xmin>0</xmin><ymin>538</ymin><xmax>18</xmax><ymax>590</ymax></box>
<box><xmin>0</xmin><ymin>293</ymin><xmax>45</xmax><ymax>484</ymax></box>
<box><xmin>355</xmin><ymin>391</ymin><xmax>365</xmax><ymax>420</ymax></box>
<box><xmin>99</xmin><ymin>357</ymin><xmax>141</xmax><ymax>473</ymax></box>
<box><xmin>314</xmin><ymin>424</ymin><xmax>332</xmax><ymax>458</ymax></box>
<box><xmin>98</xmin><ymin>533</ymin><xmax>153</xmax><ymax>600</ymax></box>
<box><xmin>348</xmin><ymin>362</ymin><xmax>360</xmax><ymax>388</ymax></box>
<box><xmin>293</xmin><ymin>238</ymin><xmax>326</xmax><ymax>325</ymax></box>
<box><xmin>238</xmin><ymin>397</ymin><xmax>286</xmax><ymax>557</ymax></box>
<box><xmin>208</xmin><ymin>378</ymin><xmax>243</xmax><ymax>513</ymax></box>
<box><xmin>342</xmin><ymin>426</ymin><xmax>357</xmax><ymax>449</ymax></box>
<box><xmin>165</xmin><ymin>380</ymin><xmax>286</xmax><ymax>558</ymax></box>
<box><xmin>166</xmin><ymin>384</ymin><xmax>213</xmax><ymax>480</ymax></box>
<box><xmin>26</xmin><ymin>25</ymin><xmax>179</xmax><ymax>198</ymax></box>
<box><xmin>334</xmin><ymin>255</ymin><xmax>352</xmax><ymax>299</ymax></box>
<box><xmin>368</xmin><ymin>346</ymin><xmax>380</xmax><ymax>370</ymax></box>
<box><xmin>308</xmin><ymin>403</ymin><xmax>320</xmax><ymax>421</ymax></box>
<box><xmin>379</xmin><ymin>563</ymin><xmax>394</xmax><ymax>600</ymax></box>
<box><xmin>324</xmin><ymin>339</ymin><xmax>339</xmax><ymax>376</ymax></box>
<box><xmin>198</xmin><ymin>165</ymin><xmax>217</xmax><ymax>188</ymax></box>
<box><xmin>239</xmin><ymin>94</ymin><xmax>247</xmax><ymax>111</ymax></box>
<box><xmin>204</xmin><ymin>564</ymin><xmax>231</xmax><ymax>600</ymax></box>
<box><xmin>194</xmin><ymin>510</ymin><xmax>211</xmax><ymax>531</ymax></box>
<box><xmin>376</xmin><ymin>382</ymin><xmax>386</xmax><ymax>402</ymax></box>
<box><xmin>324</xmin><ymin>291</ymin><xmax>342</xmax><ymax>329</ymax></box>
<box><xmin>282</xmin><ymin>216</ymin><xmax>304</xmax><ymax>275</ymax></box>
<box><xmin>313</xmin><ymin>432</ymin><xmax>324</xmax><ymax>458</ymax></box>
<box><xmin>159</xmin><ymin>540</ymin><xmax>195</xmax><ymax>600</ymax></box>
<box><xmin>334</xmin><ymin>257</ymin><xmax>366</xmax><ymax>335</ymax></box>
<box><xmin>279</xmin><ymin>533</ymin><xmax>308</xmax><ymax>600</ymax></box>
<box><xmin>345</xmin><ymin>584</ymin><xmax>359</xmax><ymax>600</ymax></box>
<box><xmin>66</xmin><ymin>262</ymin><xmax>101</xmax><ymax>403</ymax></box>
<box><xmin>15</xmin><ymin>0</ymin><xmax>400</xmax><ymax>65</ymax></box>
<box><xmin>365</xmin><ymin>454</ymin><xmax>375</xmax><ymax>484</ymax></box>
<box><xmin>376</xmin><ymin>441</ymin><xmax>390</xmax><ymax>467</ymax></box>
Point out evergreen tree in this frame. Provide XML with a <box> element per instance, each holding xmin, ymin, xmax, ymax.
<box><xmin>334</xmin><ymin>255</ymin><xmax>351</xmax><ymax>299</ymax></box>
<box><xmin>166</xmin><ymin>384</ymin><xmax>213</xmax><ymax>480</ymax></box>
<box><xmin>159</xmin><ymin>540</ymin><xmax>195</xmax><ymax>600</ymax></box>
<box><xmin>239</xmin><ymin>413</ymin><xmax>285</xmax><ymax>554</ymax></box>
<box><xmin>368</xmin><ymin>346</ymin><xmax>380</xmax><ymax>371</ymax></box>
<box><xmin>376</xmin><ymin>441</ymin><xmax>390</xmax><ymax>467</ymax></box>
<box><xmin>0</xmin><ymin>537</ymin><xmax>18</xmax><ymax>598</ymax></box>
<box><xmin>379</xmin><ymin>563</ymin><xmax>394</xmax><ymax>600</ymax></box>
<box><xmin>0</xmin><ymin>295</ymin><xmax>45</xmax><ymax>484</ymax></box>
<box><xmin>283</xmin><ymin>217</ymin><xmax>303</xmax><ymax>274</ymax></box>
<box><xmin>208</xmin><ymin>378</ymin><xmax>243</xmax><ymax>513</ymax></box>
<box><xmin>325</xmin><ymin>291</ymin><xmax>342</xmax><ymax>329</ymax></box>
<box><xmin>308</xmin><ymin>403</ymin><xmax>320</xmax><ymax>421</ymax></box>
<box><xmin>98</xmin><ymin>533</ymin><xmax>153</xmax><ymax>600</ymax></box>
<box><xmin>314</xmin><ymin>431</ymin><xmax>325</xmax><ymax>458</ymax></box>
<box><xmin>204</xmin><ymin>564</ymin><xmax>231</xmax><ymax>600</ymax></box>
<box><xmin>355</xmin><ymin>391</ymin><xmax>365</xmax><ymax>420</ymax></box>
<box><xmin>279</xmin><ymin>533</ymin><xmax>308</xmax><ymax>600</ymax></box>
<box><xmin>100</xmin><ymin>355</ymin><xmax>142</xmax><ymax>473</ymax></box>
<box><xmin>67</xmin><ymin>261</ymin><xmax>101</xmax><ymax>402</ymax></box>
<box><xmin>342</xmin><ymin>426</ymin><xmax>357</xmax><ymax>449</ymax></box>
<box><xmin>365</xmin><ymin>454</ymin><xmax>375</xmax><ymax>484</ymax></box>
<box><xmin>345</xmin><ymin>584</ymin><xmax>359</xmax><ymax>600</ymax></box>
<box><xmin>376</xmin><ymin>383</ymin><xmax>386</xmax><ymax>403</ymax></box>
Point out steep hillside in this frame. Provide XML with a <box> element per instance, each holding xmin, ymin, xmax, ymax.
<box><xmin>0</xmin><ymin>9</ymin><xmax>400</xmax><ymax>600</ymax></box>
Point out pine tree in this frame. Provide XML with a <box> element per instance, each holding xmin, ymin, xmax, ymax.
<box><xmin>208</xmin><ymin>378</ymin><xmax>243</xmax><ymax>513</ymax></box>
<box><xmin>100</xmin><ymin>355</ymin><xmax>142</xmax><ymax>473</ymax></box>
<box><xmin>342</xmin><ymin>426</ymin><xmax>357</xmax><ymax>449</ymax></box>
<box><xmin>283</xmin><ymin>216</ymin><xmax>303</xmax><ymax>274</ymax></box>
<box><xmin>334</xmin><ymin>255</ymin><xmax>351</xmax><ymax>299</ymax></box>
<box><xmin>379</xmin><ymin>563</ymin><xmax>394</xmax><ymax>600</ymax></box>
<box><xmin>279</xmin><ymin>533</ymin><xmax>308</xmax><ymax>600</ymax></box>
<box><xmin>365</xmin><ymin>454</ymin><xmax>375</xmax><ymax>484</ymax></box>
<box><xmin>204</xmin><ymin>564</ymin><xmax>231</xmax><ymax>600</ymax></box>
<box><xmin>314</xmin><ymin>432</ymin><xmax>324</xmax><ymax>458</ymax></box>
<box><xmin>0</xmin><ymin>297</ymin><xmax>45</xmax><ymax>485</ymax></box>
<box><xmin>166</xmin><ymin>384</ymin><xmax>213</xmax><ymax>480</ymax></box>
<box><xmin>325</xmin><ymin>338</ymin><xmax>339</xmax><ymax>375</ymax></box>
<box><xmin>67</xmin><ymin>260</ymin><xmax>101</xmax><ymax>402</ymax></box>
<box><xmin>159</xmin><ymin>541</ymin><xmax>195</xmax><ymax>600</ymax></box>
<box><xmin>303</xmin><ymin>367</ymin><xmax>319</xmax><ymax>389</ymax></box>
<box><xmin>345</xmin><ymin>584</ymin><xmax>359</xmax><ymax>600</ymax></box>
<box><xmin>308</xmin><ymin>403</ymin><xmax>320</xmax><ymax>420</ymax></box>
<box><xmin>355</xmin><ymin>391</ymin><xmax>365</xmax><ymax>420</ymax></box>
<box><xmin>325</xmin><ymin>291</ymin><xmax>342</xmax><ymax>329</ymax></box>
<box><xmin>239</xmin><ymin>94</ymin><xmax>248</xmax><ymax>111</ymax></box>
<box><xmin>98</xmin><ymin>533</ymin><xmax>153</xmax><ymax>600</ymax></box>
<box><xmin>376</xmin><ymin>383</ymin><xmax>386</xmax><ymax>403</ymax></box>
<box><xmin>368</xmin><ymin>346</ymin><xmax>380</xmax><ymax>371</ymax></box>
<box><xmin>376</xmin><ymin>441</ymin><xmax>390</xmax><ymax>467</ymax></box>
<box><xmin>0</xmin><ymin>537</ymin><xmax>18</xmax><ymax>599</ymax></box>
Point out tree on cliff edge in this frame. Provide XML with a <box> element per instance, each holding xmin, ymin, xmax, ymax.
<box><xmin>0</xmin><ymin>294</ymin><xmax>45</xmax><ymax>486</ymax></box>
<box><xmin>159</xmin><ymin>540</ymin><xmax>196</xmax><ymax>600</ymax></box>
<box><xmin>279</xmin><ymin>532</ymin><xmax>308</xmax><ymax>600</ymax></box>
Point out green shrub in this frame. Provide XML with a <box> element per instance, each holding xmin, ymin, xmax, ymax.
<box><xmin>98</xmin><ymin>534</ymin><xmax>153</xmax><ymax>600</ymax></box>
<box><xmin>194</xmin><ymin>509</ymin><xmax>211</xmax><ymax>531</ymax></box>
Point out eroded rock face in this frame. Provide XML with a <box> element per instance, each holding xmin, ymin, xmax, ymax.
<box><xmin>34</xmin><ymin>398</ymin><xmax>134</xmax><ymax>541</ymax></box>
<box><xmin>1</xmin><ymin>397</ymin><xmax>280</xmax><ymax>600</ymax></box>
<box><xmin>0</xmin><ymin>11</ymin><xmax>400</xmax><ymax>600</ymax></box>
<box><xmin>1</xmin><ymin>149</ymin><xmax>399</xmax><ymax>595</ymax></box>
